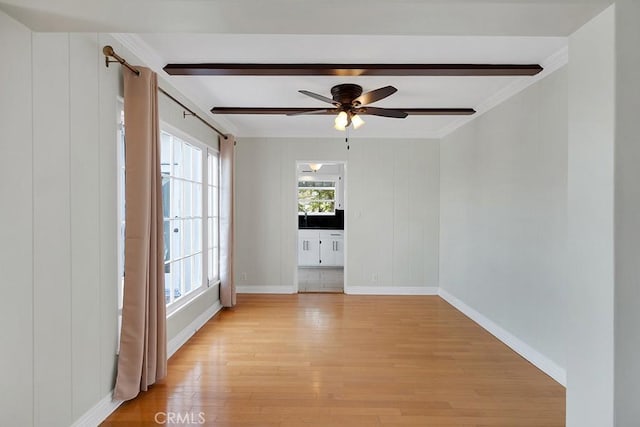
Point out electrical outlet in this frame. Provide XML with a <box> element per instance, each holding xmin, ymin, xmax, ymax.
<box><xmin>372</xmin><ymin>273</ymin><xmax>379</xmax><ymax>282</ymax></box>
<box><xmin>241</xmin><ymin>272</ymin><xmax>247</xmax><ymax>281</ymax></box>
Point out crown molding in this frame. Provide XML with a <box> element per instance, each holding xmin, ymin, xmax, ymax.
<box><xmin>435</xmin><ymin>45</ymin><xmax>569</xmax><ymax>139</ymax></box>
<box><xmin>110</xmin><ymin>33</ymin><xmax>164</xmax><ymax>71</ymax></box>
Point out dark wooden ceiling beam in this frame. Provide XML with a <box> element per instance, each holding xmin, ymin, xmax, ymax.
<box><xmin>210</xmin><ymin>107</ymin><xmax>476</xmax><ymax>116</ymax></box>
<box><xmin>165</xmin><ymin>63</ymin><xmax>543</xmax><ymax>77</ymax></box>
<box><xmin>400</xmin><ymin>108</ymin><xmax>476</xmax><ymax>115</ymax></box>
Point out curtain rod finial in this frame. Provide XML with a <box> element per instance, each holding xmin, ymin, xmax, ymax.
<box><xmin>103</xmin><ymin>45</ymin><xmax>115</xmax><ymax>56</ymax></box>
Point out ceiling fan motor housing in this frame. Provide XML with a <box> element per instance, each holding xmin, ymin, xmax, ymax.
<box><xmin>331</xmin><ymin>84</ymin><xmax>363</xmax><ymax>106</ymax></box>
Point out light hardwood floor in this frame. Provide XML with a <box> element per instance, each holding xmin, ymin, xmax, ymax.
<box><xmin>102</xmin><ymin>294</ymin><xmax>565</xmax><ymax>426</ymax></box>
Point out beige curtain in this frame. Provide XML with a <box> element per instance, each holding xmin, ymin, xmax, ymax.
<box><xmin>114</xmin><ymin>67</ymin><xmax>167</xmax><ymax>401</ymax></box>
<box><xmin>219</xmin><ymin>135</ymin><xmax>236</xmax><ymax>307</ymax></box>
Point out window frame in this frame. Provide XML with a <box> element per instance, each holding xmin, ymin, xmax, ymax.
<box><xmin>297</xmin><ymin>175</ymin><xmax>339</xmax><ymax>216</ymax></box>
<box><xmin>160</xmin><ymin>122</ymin><xmax>220</xmax><ymax>316</ymax></box>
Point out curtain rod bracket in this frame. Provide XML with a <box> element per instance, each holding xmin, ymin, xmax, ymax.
<box><xmin>183</xmin><ymin>111</ymin><xmax>196</xmax><ymax>119</ymax></box>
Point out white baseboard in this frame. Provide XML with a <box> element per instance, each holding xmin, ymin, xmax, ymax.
<box><xmin>346</xmin><ymin>286</ymin><xmax>439</xmax><ymax>295</ymax></box>
<box><xmin>168</xmin><ymin>300</ymin><xmax>223</xmax><ymax>358</ymax></box>
<box><xmin>438</xmin><ymin>288</ymin><xmax>567</xmax><ymax>387</ymax></box>
<box><xmin>237</xmin><ymin>285</ymin><xmax>439</xmax><ymax>295</ymax></box>
<box><xmin>71</xmin><ymin>301</ymin><xmax>224</xmax><ymax>426</ymax></box>
<box><xmin>71</xmin><ymin>392</ymin><xmax>123</xmax><ymax>427</ymax></box>
<box><xmin>237</xmin><ymin>285</ymin><xmax>296</xmax><ymax>294</ymax></box>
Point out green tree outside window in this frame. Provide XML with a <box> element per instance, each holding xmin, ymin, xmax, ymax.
<box><xmin>298</xmin><ymin>183</ymin><xmax>336</xmax><ymax>214</ymax></box>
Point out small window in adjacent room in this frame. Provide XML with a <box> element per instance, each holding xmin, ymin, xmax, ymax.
<box><xmin>298</xmin><ymin>180</ymin><xmax>336</xmax><ymax>215</ymax></box>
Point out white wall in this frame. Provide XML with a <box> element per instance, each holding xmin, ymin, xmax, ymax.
<box><xmin>439</xmin><ymin>67</ymin><xmax>569</xmax><ymax>380</ymax></box>
<box><xmin>235</xmin><ymin>137</ymin><xmax>440</xmax><ymax>294</ymax></box>
<box><xmin>0</xmin><ymin>10</ymin><xmax>35</xmax><ymax>426</ymax></box>
<box><xmin>613</xmin><ymin>1</ymin><xmax>640</xmax><ymax>424</ymax></box>
<box><xmin>0</xmin><ymin>11</ymin><xmax>221</xmax><ymax>426</ymax></box>
<box><xmin>566</xmin><ymin>6</ymin><xmax>615</xmax><ymax>427</ymax></box>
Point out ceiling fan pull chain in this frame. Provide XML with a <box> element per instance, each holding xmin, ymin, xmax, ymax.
<box><xmin>345</xmin><ymin>127</ymin><xmax>350</xmax><ymax>150</ymax></box>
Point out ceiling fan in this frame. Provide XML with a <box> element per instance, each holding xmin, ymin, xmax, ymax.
<box><xmin>294</xmin><ymin>84</ymin><xmax>405</xmax><ymax>130</ymax></box>
<box><xmin>210</xmin><ymin>83</ymin><xmax>476</xmax><ymax>131</ymax></box>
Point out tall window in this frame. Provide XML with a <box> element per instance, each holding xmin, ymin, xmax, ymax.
<box><xmin>118</xmin><ymin>122</ymin><xmax>220</xmax><ymax>314</ymax></box>
<box><xmin>161</xmin><ymin>130</ymin><xmax>204</xmax><ymax>306</ymax></box>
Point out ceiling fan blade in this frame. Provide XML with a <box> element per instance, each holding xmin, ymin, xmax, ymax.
<box><xmin>358</xmin><ymin>107</ymin><xmax>408</xmax><ymax>119</ymax></box>
<box><xmin>299</xmin><ymin>90</ymin><xmax>338</xmax><ymax>105</ymax></box>
<box><xmin>353</xmin><ymin>86</ymin><xmax>397</xmax><ymax>106</ymax></box>
<box><xmin>287</xmin><ymin>108</ymin><xmax>338</xmax><ymax>116</ymax></box>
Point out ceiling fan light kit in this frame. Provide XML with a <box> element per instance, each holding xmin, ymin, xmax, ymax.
<box><xmin>296</xmin><ymin>83</ymin><xmax>411</xmax><ymax>131</ymax></box>
<box><xmin>334</xmin><ymin>111</ymin><xmax>349</xmax><ymax>130</ymax></box>
<box><xmin>351</xmin><ymin>114</ymin><xmax>365</xmax><ymax>130</ymax></box>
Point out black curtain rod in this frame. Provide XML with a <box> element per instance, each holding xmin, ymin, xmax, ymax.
<box><xmin>102</xmin><ymin>45</ymin><xmax>228</xmax><ymax>140</ymax></box>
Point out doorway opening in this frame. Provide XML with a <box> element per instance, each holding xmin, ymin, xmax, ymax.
<box><xmin>296</xmin><ymin>161</ymin><xmax>346</xmax><ymax>293</ymax></box>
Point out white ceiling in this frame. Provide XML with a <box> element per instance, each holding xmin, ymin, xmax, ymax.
<box><xmin>0</xmin><ymin>0</ymin><xmax>610</xmax><ymax>35</ymax></box>
<box><xmin>1</xmin><ymin>0</ymin><xmax>606</xmax><ymax>139</ymax></box>
<box><xmin>130</xmin><ymin>34</ymin><xmax>568</xmax><ymax>138</ymax></box>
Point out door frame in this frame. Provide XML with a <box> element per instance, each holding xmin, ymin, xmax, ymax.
<box><xmin>293</xmin><ymin>160</ymin><xmax>348</xmax><ymax>293</ymax></box>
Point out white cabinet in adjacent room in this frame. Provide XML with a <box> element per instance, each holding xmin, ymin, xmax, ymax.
<box><xmin>298</xmin><ymin>230</ymin><xmax>320</xmax><ymax>267</ymax></box>
<box><xmin>319</xmin><ymin>231</ymin><xmax>344</xmax><ymax>267</ymax></box>
<box><xmin>298</xmin><ymin>229</ymin><xmax>344</xmax><ymax>267</ymax></box>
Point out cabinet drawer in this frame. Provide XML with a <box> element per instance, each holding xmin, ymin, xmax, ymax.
<box><xmin>299</xmin><ymin>229</ymin><xmax>319</xmax><ymax>239</ymax></box>
<box><xmin>319</xmin><ymin>230</ymin><xmax>344</xmax><ymax>239</ymax></box>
